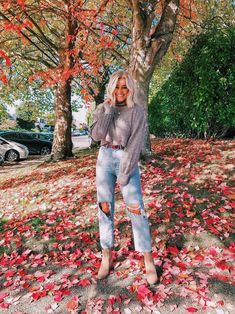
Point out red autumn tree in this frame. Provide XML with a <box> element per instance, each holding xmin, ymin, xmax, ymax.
<box><xmin>0</xmin><ymin>0</ymin><xmax>200</xmax><ymax>158</ymax></box>
<box><xmin>0</xmin><ymin>0</ymin><xmax>111</xmax><ymax>160</ymax></box>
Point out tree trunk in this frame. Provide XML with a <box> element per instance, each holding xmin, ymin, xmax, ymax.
<box><xmin>51</xmin><ymin>80</ymin><xmax>73</xmax><ymax>160</ymax></box>
<box><xmin>128</xmin><ymin>0</ymin><xmax>180</xmax><ymax>159</ymax></box>
<box><xmin>50</xmin><ymin>3</ymin><xmax>78</xmax><ymax>161</ymax></box>
<box><xmin>128</xmin><ymin>66</ymin><xmax>153</xmax><ymax>158</ymax></box>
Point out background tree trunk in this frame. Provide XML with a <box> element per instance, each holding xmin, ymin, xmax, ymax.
<box><xmin>128</xmin><ymin>0</ymin><xmax>180</xmax><ymax>158</ymax></box>
<box><xmin>128</xmin><ymin>68</ymin><xmax>153</xmax><ymax>157</ymax></box>
<box><xmin>50</xmin><ymin>4</ymin><xmax>78</xmax><ymax>160</ymax></box>
<box><xmin>51</xmin><ymin>79</ymin><xmax>73</xmax><ymax>160</ymax></box>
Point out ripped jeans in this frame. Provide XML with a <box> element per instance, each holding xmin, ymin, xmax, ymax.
<box><xmin>96</xmin><ymin>146</ymin><xmax>152</xmax><ymax>252</ymax></box>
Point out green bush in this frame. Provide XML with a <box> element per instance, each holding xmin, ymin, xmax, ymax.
<box><xmin>149</xmin><ymin>25</ymin><xmax>235</xmax><ymax>138</ymax></box>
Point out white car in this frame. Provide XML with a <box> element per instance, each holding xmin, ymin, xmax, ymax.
<box><xmin>0</xmin><ymin>136</ymin><xmax>29</xmax><ymax>161</ymax></box>
<box><xmin>0</xmin><ymin>154</ymin><xmax>4</xmax><ymax>165</ymax></box>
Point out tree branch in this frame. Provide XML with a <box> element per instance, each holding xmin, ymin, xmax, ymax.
<box><xmin>151</xmin><ymin>0</ymin><xmax>180</xmax><ymax>40</ymax></box>
<box><xmin>0</xmin><ymin>11</ymin><xmax>59</xmax><ymax>67</ymax></box>
<box><xmin>23</xmin><ymin>11</ymin><xmax>59</xmax><ymax>51</ymax></box>
<box><xmin>7</xmin><ymin>9</ymin><xmax>59</xmax><ymax>60</ymax></box>
<box><xmin>131</xmin><ymin>0</ymin><xmax>144</xmax><ymax>31</ymax></box>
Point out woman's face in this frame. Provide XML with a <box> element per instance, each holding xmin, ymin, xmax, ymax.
<box><xmin>114</xmin><ymin>77</ymin><xmax>129</xmax><ymax>103</ymax></box>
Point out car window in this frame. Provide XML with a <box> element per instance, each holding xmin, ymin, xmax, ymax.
<box><xmin>14</xmin><ymin>133</ymin><xmax>22</xmax><ymax>139</ymax></box>
<box><xmin>19</xmin><ymin>133</ymin><xmax>34</xmax><ymax>139</ymax></box>
<box><xmin>42</xmin><ymin>134</ymin><xmax>51</xmax><ymax>140</ymax></box>
<box><xmin>2</xmin><ymin>133</ymin><xmax>15</xmax><ymax>139</ymax></box>
<box><xmin>28</xmin><ymin>133</ymin><xmax>35</xmax><ymax>137</ymax></box>
<box><xmin>29</xmin><ymin>133</ymin><xmax>37</xmax><ymax>138</ymax></box>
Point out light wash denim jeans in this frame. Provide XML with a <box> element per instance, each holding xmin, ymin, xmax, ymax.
<box><xmin>96</xmin><ymin>146</ymin><xmax>152</xmax><ymax>252</ymax></box>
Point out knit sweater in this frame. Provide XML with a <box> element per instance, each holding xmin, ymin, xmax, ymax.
<box><xmin>90</xmin><ymin>101</ymin><xmax>146</xmax><ymax>186</ymax></box>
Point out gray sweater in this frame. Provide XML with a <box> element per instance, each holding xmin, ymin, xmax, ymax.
<box><xmin>90</xmin><ymin>101</ymin><xmax>146</xmax><ymax>186</ymax></box>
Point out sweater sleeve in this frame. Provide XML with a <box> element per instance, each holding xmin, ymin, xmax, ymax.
<box><xmin>117</xmin><ymin>105</ymin><xmax>146</xmax><ymax>186</ymax></box>
<box><xmin>90</xmin><ymin>102</ymin><xmax>115</xmax><ymax>142</ymax></box>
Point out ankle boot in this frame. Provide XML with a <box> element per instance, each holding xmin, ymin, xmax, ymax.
<box><xmin>144</xmin><ymin>253</ymin><xmax>158</xmax><ymax>285</ymax></box>
<box><xmin>97</xmin><ymin>248</ymin><xmax>113</xmax><ymax>280</ymax></box>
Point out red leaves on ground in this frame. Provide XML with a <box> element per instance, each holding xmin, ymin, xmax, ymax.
<box><xmin>0</xmin><ymin>139</ymin><xmax>234</xmax><ymax>312</ymax></box>
<box><xmin>0</xmin><ymin>302</ymin><xmax>10</xmax><ymax>309</ymax></box>
<box><xmin>4</xmin><ymin>270</ymin><xmax>15</xmax><ymax>278</ymax></box>
<box><xmin>78</xmin><ymin>279</ymin><xmax>91</xmax><ymax>287</ymax></box>
<box><xmin>32</xmin><ymin>291</ymin><xmax>47</xmax><ymax>301</ymax></box>
<box><xmin>186</xmin><ymin>307</ymin><xmax>198</xmax><ymax>312</ymax></box>
<box><xmin>215</xmin><ymin>260</ymin><xmax>230</xmax><ymax>271</ymax></box>
<box><xmin>54</xmin><ymin>294</ymin><xmax>62</xmax><ymax>302</ymax></box>
<box><xmin>0</xmin><ymin>292</ymin><xmax>8</xmax><ymax>303</ymax></box>
<box><xmin>167</xmin><ymin>246</ymin><xmax>179</xmax><ymax>255</ymax></box>
<box><xmin>66</xmin><ymin>296</ymin><xmax>79</xmax><ymax>311</ymax></box>
<box><xmin>136</xmin><ymin>285</ymin><xmax>152</xmax><ymax>301</ymax></box>
<box><xmin>44</xmin><ymin>283</ymin><xmax>55</xmax><ymax>290</ymax></box>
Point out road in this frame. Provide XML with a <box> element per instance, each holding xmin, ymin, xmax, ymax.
<box><xmin>72</xmin><ymin>135</ymin><xmax>91</xmax><ymax>149</ymax></box>
<box><xmin>0</xmin><ymin>135</ymin><xmax>92</xmax><ymax>175</ymax></box>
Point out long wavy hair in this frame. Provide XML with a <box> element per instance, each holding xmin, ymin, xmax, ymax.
<box><xmin>106</xmin><ymin>70</ymin><xmax>136</xmax><ymax>108</ymax></box>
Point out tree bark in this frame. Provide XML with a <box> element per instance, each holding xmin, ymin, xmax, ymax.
<box><xmin>128</xmin><ymin>0</ymin><xmax>180</xmax><ymax>158</ymax></box>
<box><xmin>51</xmin><ymin>79</ymin><xmax>73</xmax><ymax>160</ymax></box>
<box><xmin>50</xmin><ymin>2</ymin><xmax>78</xmax><ymax>161</ymax></box>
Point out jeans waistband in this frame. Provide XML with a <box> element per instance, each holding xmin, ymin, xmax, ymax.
<box><xmin>102</xmin><ymin>143</ymin><xmax>125</xmax><ymax>150</ymax></box>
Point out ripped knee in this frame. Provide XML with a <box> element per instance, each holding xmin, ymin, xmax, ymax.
<box><xmin>127</xmin><ymin>203</ymin><xmax>141</xmax><ymax>215</ymax></box>
<box><xmin>99</xmin><ymin>202</ymin><xmax>111</xmax><ymax>216</ymax></box>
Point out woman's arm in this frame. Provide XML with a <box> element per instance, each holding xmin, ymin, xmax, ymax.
<box><xmin>117</xmin><ymin>105</ymin><xmax>146</xmax><ymax>186</ymax></box>
<box><xmin>90</xmin><ymin>102</ymin><xmax>115</xmax><ymax>142</ymax></box>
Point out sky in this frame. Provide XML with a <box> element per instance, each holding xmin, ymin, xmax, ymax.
<box><xmin>73</xmin><ymin>107</ymin><xmax>87</xmax><ymax>124</ymax></box>
<box><xmin>5</xmin><ymin>100</ymin><xmax>88</xmax><ymax>125</ymax></box>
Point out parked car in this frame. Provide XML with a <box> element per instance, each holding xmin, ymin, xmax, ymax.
<box><xmin>72</xmin><ymin>129</ymin><xmax>89</xmax><ymax>136</ymax></box>
<box><xmin>0</xmin><ymin>136</ymin><xmax>29</xmax><ymax>161</ymax></box>
<box><xmin>0</xmin><ymin>153</ymin><xmax>4</xmax><ymax>165</ymax></box>
<box><xmin>0</xmin><ymin>131</ymin><xmax>52</xmax><ymax>155</ymax></box>
<box><xmin>42</xmin><ymin>125</ymin><xmax>55</xmax><ymax>132</ymax></box>
<box><xmin>28</xmin><ymin>132</ymin><xmax>53</xmax><ymax>142</ymax></box>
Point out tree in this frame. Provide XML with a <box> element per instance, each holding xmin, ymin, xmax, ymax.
<box><xmin>148</xmin><ymin>24</ymin><xmax>235</xmax><ymax>139</ymax></box>
<box><xmin>149</xmin><ymin>0</ymin><xmax>235</xmax><ymax>101</ymax></box>
<box><xmin>0</xmin><ymin>103</ymin><xmax>8</xmax><ymax>123</ymax></box>
<box><xmin>0</xmin><ymin>0</ymin><xmax>200</xmax><ymax>158</ymax></box>
<box><xmin>109</xmin><ymin>0</ymin><xmax>179</xmax><ymax>155</ymax></box>
<box><xmin>82</xmin><ymin>0</ymin><xmax>183</xmax><ymax>154</ymax></box>
<box><xmin>94</xmin><ymin>0</ymin><xmax>191</xmax><ymax>154</ymax></box>
<box><xmin>0</xmin><ymin>0</ymin><xmax>111</xmax><ymax>160</ymax></box>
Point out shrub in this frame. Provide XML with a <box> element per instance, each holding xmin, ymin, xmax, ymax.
<box><xmin>149</xmin><ymin>25</ymin><xmax>235</xmax><ymax>139</ymax></box>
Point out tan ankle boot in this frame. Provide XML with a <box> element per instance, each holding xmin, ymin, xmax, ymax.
<box><xmin>144</xmin><ymin>252</ymin><xmax>158</xmax><ymax>285</ymax></box>
<box><xmin>97</xmin><ymin>248</ymin><xmax>113</xmax><ymax>280</ymax></box>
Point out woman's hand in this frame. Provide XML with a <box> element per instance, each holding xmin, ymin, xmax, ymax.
<box><xmin>105</xmin><ymin>99</ymin><xmax>112</xmax><ymax>106</ymax></box>
<box><xmin>103</xmin><ymin>100</ymin><xmax>115</xmax><ymax>114</ymax></box>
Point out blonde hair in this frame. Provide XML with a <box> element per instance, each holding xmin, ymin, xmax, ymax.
<box><xmin>106</xmin><ymin>70</ymin><xmax>136</xmax><ymax>108</ymax></box>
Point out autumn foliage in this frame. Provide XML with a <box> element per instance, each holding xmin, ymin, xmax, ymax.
<box><xmin>0</xmin><ymin>0</ymin><xmax>199</xmax><ymax>88</ymax></box>
<box><xmin>0</xmin><ymin>138</ymin><xmax>234</xmax><ymax>312</ymax></box>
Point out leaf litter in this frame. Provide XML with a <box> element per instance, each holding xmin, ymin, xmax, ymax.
<box><xmin>0</xmin><ymin>139</ymin><xmax>234</xmax><ymax>313</ymax></box>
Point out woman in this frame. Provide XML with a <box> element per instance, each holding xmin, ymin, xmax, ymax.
<box><xmin>90</xmin><ymin>70</ymin><xmax>158</xmax><ymax>285</ymax></box>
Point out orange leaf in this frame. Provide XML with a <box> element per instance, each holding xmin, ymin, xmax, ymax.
<box><xmin>66</xmin><ymin>296</ymin><xmax>79</xmax><ymax>310</ymax></box>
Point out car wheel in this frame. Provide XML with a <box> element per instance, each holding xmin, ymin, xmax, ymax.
<box><xmin>40</xmin><ymin>146</ymin><xmax>51</xmax><ymax>155</ymax></box>
<box><xmin>5</xmin><ymin>149</ymin><xmax>19</xmax><ymax>161</ymax></box>
<box><xmin>0</xmin><ymin>154</ymin><xmax>4</xmax><ymax>165</ymax></box>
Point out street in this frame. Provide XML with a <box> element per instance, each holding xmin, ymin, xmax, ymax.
<box><xmin>72</xmin><ymin>135</ymin><xmax>91</xmax><ymax>149</ymax></box>
<box><xmin>0</xmin><ymin>135</ymin><xmax>92</xmax><ymax>175</ymax></box>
